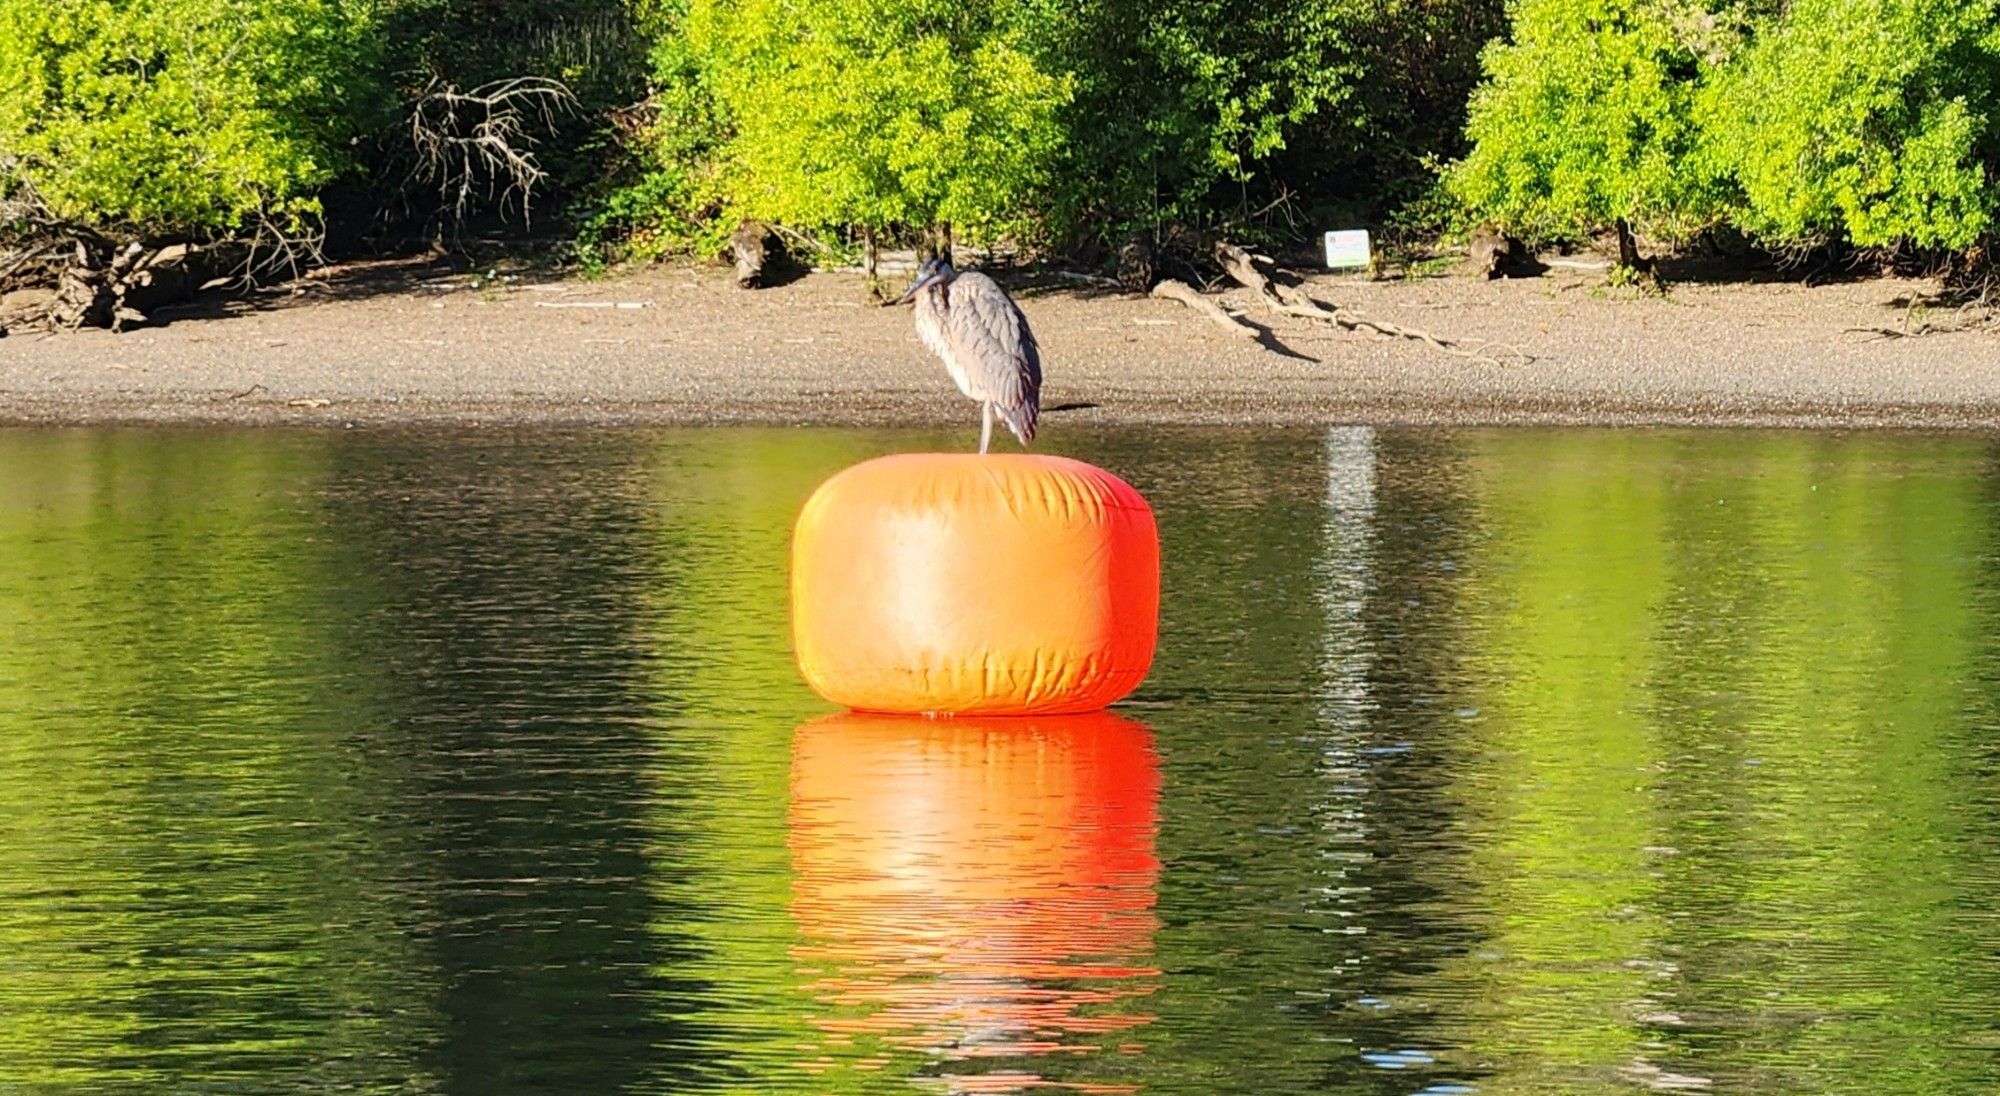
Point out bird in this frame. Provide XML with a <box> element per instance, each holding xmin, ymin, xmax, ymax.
<box><xmin>896</xmin><ymin>257</ymin><xmax>1041</xmax><ymax>454</ymax></box>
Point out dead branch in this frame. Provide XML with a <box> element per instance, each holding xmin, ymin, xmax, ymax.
<box><xmin>1150</xmin><ymin>278</ymin><xmax>1259</xmax><ymax>338</ymax></box>
<box><xmin>1210</xmin><ymin>187</ymin><xmax>1301</xmax><ymax>235</ymax></box>
<box><xmin>235</xmin><ymin>213</ymin><xmax>324</xmax><ymax>288</ymax></box>
<box><xmin>1214</xmin><ymin>241</ymin><xmax>1532</xmax><ymax>365</ymax></box>
<box><xmin>0</xmin><ymin>241</ymin><xmax>57</xmax><ymax>287</ymax></box>
<box><xmin>407</xmin><ymin>77</ymin><xmax>578</xmax><ymax>229</ymax></box>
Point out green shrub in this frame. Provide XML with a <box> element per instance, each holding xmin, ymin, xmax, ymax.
<box><xmin>684</xmin><ymin>0</ymin><xmax>1069</xmax><ymax>243</ymax></box>
<box><xmin>574</xmin><ymin>0</ymin><xmax>741</xmax><ymax>262</ymax></box>
<box><xmin>602</xmin><ymin>0</ymin><xmax>1496</xmax><ymax>261</ymax></box>
<box><xmin>1034</xmin><ymin>0</ymin><xmax>1452</xmax><ymax>246</ymax></box>
<box><xmin>0</xmin><ymin>0</ymin><xmax>388</xmax><ymax>238</ymax></box>
<box><xmin>1044</xmin><ymin>0</ymin><xmax>1362</xmax><ymax>227</ymax></box>
<box><xmin>1448</xmin><ymin>0</ymin><xmax>1731</xmax><ymax>259</ymax></box>
<box><xmin>1700</xmin><ymin>0</ymin><xmax>2000</xmax><ymax>250</ymax></box>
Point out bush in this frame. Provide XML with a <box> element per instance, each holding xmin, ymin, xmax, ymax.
<box><xmin>599</xmin><ymin>0</ymin><xmax>1501</xmax><ymax>264</ymax></box>
<box><xmin>683</xmin><ymin>0</ymin><xmax>1069</xmax><ymax>244</ymax></box>
<box><xmin>0</xmin><ymin>0</ymin><xmax>388</xmax><ymax>239</ymax></box>
<box><xmin>1699</xmin><ymin>0</ymin><xmax>2000</xmax><ymax>250</ymax></box>
<box><xmin>1034</xmin><ymin>0</ymin><xmax>1367</xmax><ymax>242</ymax></box>
<box><xmin>1448</xmin><ymin>0</ymin><xmax>1732</xmax><ymax>263</ymax></box>
<box><xmin>1012</xmin><ymin>0</ymin><xmax>1504</xmax><ymax>254</ymax></box>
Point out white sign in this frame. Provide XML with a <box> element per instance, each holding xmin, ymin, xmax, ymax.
<box><xmin>1324</xmin><ymin>230</ymin><xmax>1372</xmax><ymax>270</ymax></box>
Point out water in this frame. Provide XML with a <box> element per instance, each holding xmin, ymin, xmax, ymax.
<box><xmin>4</xmin><ymin>425</ymin><xmax>2000</xmax><ymax>1094</ymax></box>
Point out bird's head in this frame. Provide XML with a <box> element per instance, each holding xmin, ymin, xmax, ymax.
<box><xmin>895</xmin><ymin>257</ymin><xmax>955</xmax><ymax>304</ymax></box>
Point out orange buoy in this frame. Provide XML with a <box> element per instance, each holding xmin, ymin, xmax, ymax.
<box><xmin>790</xmin><ymin>453</ymin><xmax>1158</xmax><ymax>715</ymax></box>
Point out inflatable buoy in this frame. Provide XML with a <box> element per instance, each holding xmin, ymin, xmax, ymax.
<box><xmin>790</xmin><ymin>453</ymin><xmax>1159</xmax><ymax>715</ymax></box>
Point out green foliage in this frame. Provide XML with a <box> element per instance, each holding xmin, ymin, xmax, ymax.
<box><xmin>1041</xmin><ymin>0</ymin><xmax>1362</xmax><ymax>230</ymax></box>
<box><xmin>574</xmin><ymin>0</ymin><xmax>730</xmax><ymax>262</ymax></box>
<box><xmin>684</xmin><ymin>0</ymin><xmax>1069</xmax><ymax>240</ymax></box>
<box><xmin>601</xmin><ymin>0</ymin><xmax>1500</xmax><ymax>258</ymax></box>
<box><xmin>0</xmin><ymin>0</ymin><xmax>387</xmax><ymax>237</ymax></box>
<box><xmin>1699</xmin><ymin>0</ymin><xmax>2000</xmax><ymax>249</ymax></box>
<box><xmin>1318</xmin><ymin>0</ymin><xmax>1508</xmax><ymax>213</ymax></box>
<box><xmin>1021</xmin><ymin>0</ymin><xmax>1361</xmax><ymax>245</ymax></box>
<box><xmin>1449</xmin><ymin>0</ymin><xmax>1728</xmax><ymax>246</ymax></box>
<box><xmin>1453</xmin><ymin>0</ymin><xmax>2000</xmax><ymax>258</ymax></box>
<box><xmin>11</xmin><ymin>0</ymin><xmax>1993</xmax><ymax>273</ymax></box>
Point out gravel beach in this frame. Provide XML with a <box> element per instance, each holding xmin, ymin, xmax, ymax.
<box><xmin>2</xmin><ymin>259</ymin><xmax>1996</xmax><ymax>429</ymax></box>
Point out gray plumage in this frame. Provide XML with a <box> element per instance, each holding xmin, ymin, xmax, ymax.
<box><xmin>897</xmin><ymin>258</ymin><xmax>1041</xmax><ymax>453</ymax></box>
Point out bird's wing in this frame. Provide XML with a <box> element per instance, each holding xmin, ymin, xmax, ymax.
<box><xmin>944</xmin><ymin>273</ymin><xmax>1042</xmax><ymax>415</ymax></box>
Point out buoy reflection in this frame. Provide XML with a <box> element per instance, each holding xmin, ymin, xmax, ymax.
<box><xmin>789</xmin><ymin>711</ymin><xmax>1161</xmax><ymax>1091</ymax></box>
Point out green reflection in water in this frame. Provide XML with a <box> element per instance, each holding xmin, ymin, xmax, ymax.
<box><xmin>3</xmin><ymin>426</ymin><xmax>2000</xmax><ymax>1095</ymax></box>
<box><xmin>1433</xmin><ymin>432</ymin><xmax>2000</xmax><ymax>1094</ymax></box>
<box><xmin>632</xmin><ymin>429</ymin><xmax>875</xmax><ymax>1093</ymax></box>
<box><xmin>0</xmin><ymin>431</ymin><xmax>441</xmax><ymax>1091</ymax></box>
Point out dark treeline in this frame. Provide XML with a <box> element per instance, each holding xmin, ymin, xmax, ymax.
<box><xmin>1</xmin><ymin>0</ymin><xmax>1996</xmax><ymax>310</ymax></box>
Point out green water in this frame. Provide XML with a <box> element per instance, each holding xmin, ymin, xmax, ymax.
<box><xmin>3</xmin><ymin>426</ymin><xmax>2000</xmax><ymax>1095</ymax></box>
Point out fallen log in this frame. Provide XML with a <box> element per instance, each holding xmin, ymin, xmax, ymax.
<box><xmin>1149</xmin><ymin>278</ymin><xmax>1259</xmax><ymax>338</ymax></box>
<box><xmin>1214</xmin><ymin>241</ymin><xmax>1531</xmax><ymax>366</ymax></box>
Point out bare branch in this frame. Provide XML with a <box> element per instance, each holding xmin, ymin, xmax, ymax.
<box><xmin>406</xmin><ymin>77</ymin><xmax>579</xmax><ymax>230</ymax></box>
<box><xmin>767</xmin><ymin>222</ymin><xmax>838</xmax><ymax>256</ymax></box>
<box><xmin>1214</xmin><ymin>240</ymin><xmax>1534</xmax><ymax>366</ymax></box>
<box><xmin>1150</xmin><ymin>278</ymin><xmax>1260</xmax><ymax>337</ymax></box>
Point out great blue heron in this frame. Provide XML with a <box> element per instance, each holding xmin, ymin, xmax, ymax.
<box><xmin>897</xmin><ymin>258</ymin><xmax>1041</xmax><ymax>454</ymax></box>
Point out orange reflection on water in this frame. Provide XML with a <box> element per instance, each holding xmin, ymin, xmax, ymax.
<box><xmin>789</xmin><ymin>711</ymin><xmax>1161</xmax><ymax>1092</ymax></box>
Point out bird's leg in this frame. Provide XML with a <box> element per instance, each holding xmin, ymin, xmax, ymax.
<box><xmin>979</xmin><ymin>403</ymin><xmax>993</xmax><ymax>454</ymax></box>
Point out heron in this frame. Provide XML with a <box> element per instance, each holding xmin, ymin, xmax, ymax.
<box><xmin>896</xmin><ymin>257</ymin><xmax>1042</xmax><ymax>454</ymax></box>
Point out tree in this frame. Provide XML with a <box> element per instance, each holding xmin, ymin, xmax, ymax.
<box><xmin>1448</xmin><ymin>0</ymin><xmax>1729</xmax><ymax>271</ymax></box>
<box><xmin>0</xmin><ymin>0</ymin><xmax>387</xmax><ymax>240</ymax></box>
<box><xmin>1698</xmin><ymin>0</ymin><xmax>2000</xmax><ymax>251</ymax></box>
<box><xmin>684</xmin><ymin>0</ymin><xmax>1069</xmax><ymax>251</ymax></box>
<box><xmin>1034</xmin><ymin>0</ymin><xmax>1366</xmax><ymax>237</ymax></box>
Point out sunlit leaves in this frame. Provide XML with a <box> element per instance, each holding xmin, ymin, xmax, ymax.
<box><xmin>0</xmin><ymin>0</ymin><xmax>387</xmax><ymax>235</ymax></box>
<box><xmin>685</xmin><ymin>0</ymin><xmax>1070</xmax><ymax>239</ymax></box>
<box><xmin>1448</xmin><ymin>0</ymin><xmax>1727</xmax><ymax>244</ymax></box>
<box><xmin>1698</xmin><ymin>0</ymin><xmax>2000</xmax><ymax>249</ymax></box>
<box><xmin>1451</xmin><ymin>0</ymin><xmax>2000</xmax><ymax>251</ymax></box>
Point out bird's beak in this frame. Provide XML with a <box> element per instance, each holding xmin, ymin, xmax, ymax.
<box><xmin>895</xmin><ymin>271</ymin><xmax>943</xmax><ymax>305</ymax></box>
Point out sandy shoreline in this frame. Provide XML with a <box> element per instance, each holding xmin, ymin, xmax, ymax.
<box><xmin>2</xmin><ymin>259</ymin><xmax>1996</xmax><ymax>430</ymax></box>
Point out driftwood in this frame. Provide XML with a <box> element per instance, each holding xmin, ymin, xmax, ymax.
<box><xmin>1150</xmin><ymin>278</ymin><xmax>1259</xmax><ymax>338</ymax></box>
<box><xmin>1214</xmin><ymin>241</ymin><xmax>1531</xmax><ymax>366</ymax></box>
<box><xmin>1467</xmin><ymin>226</ymin><xmax>1545</xmax><ymax>279</ymax></box>
<box><xmin>1</xmin><ymin>238</ymin><xmax>240</xmax><ymax>333</ymax></box>
<box><xmin>730</xmin><ymin>220</ymin><xmax>773</xmax><ymax>288</ymax></box>
<box><xmin>1048</xmin><ymin>269</ymin><xmax>1122</xmax><ymax>289</ymax></box>
<box><xmin>52</xmin><ymin>241</ymin><xmax>184</xmax><ymax>331</ymax></box>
